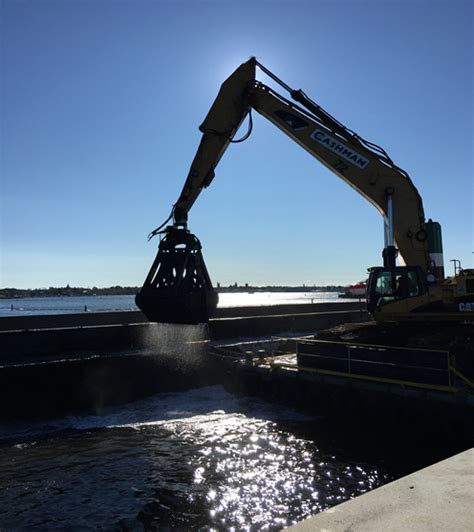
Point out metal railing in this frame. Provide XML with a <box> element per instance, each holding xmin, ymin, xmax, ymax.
<box><xmin>265</xmin><ymin>337</ymin><xmax>474</xmax><ymax>393</ymax></box>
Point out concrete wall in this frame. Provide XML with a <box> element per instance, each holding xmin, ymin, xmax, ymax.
<box><xmin>0</xmin><ymin>302</ymin><xmax>363</xmax><ymax>331</ymax></box>
<box><xmin>220</xmin><ymin>360</ymin><xmax>474</xmax><ymax>455</ymax></box>
<box><xmin>0</xmin><ymin>303</ymin><xmax>366</xmax><ymax>421</ymax></box>
<box><xmin>0</xmin><ymin>351</ymin><xmax>222</xmax><ymax>421</ymax></box>
<box><xmin>287</xmin><ymin>449</ymin><xmax>474</xmax><ymax>531</ymax></box>
<box><xmin>209</xmin><ymin>309</ymin><xmax>367</xmax><ymax>340</ymax></box>
<box><xmin>0</xmin><ymin>308</ymin><xmax>367</xmax><ymax>361</ymax></box>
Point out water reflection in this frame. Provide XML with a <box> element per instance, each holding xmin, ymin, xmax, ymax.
<box><xmin>0</xmin><ymin>387</ymin><xmax>389</xmax><ymax>529</ymax></box>
<box><xmin>157</xmin><ymin>412</ymin><xmax>384</xmax><ymax>529</ymax></box>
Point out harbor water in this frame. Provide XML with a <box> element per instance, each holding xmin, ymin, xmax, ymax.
<box><xmin>0</xmin><ymin>385</ymin><xmax>389</xmax><ymax>530</ymax></box>
<box><xmin>0</xmin><ymin>294</ymin><xmax>445</xmax><ymax>530</ymax></box>
<box><xmin>0</xmin><ymin>292</ymin><xmax>354</xmax><ymax>317</ymax></box>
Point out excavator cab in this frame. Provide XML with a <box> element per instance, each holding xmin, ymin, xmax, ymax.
<box><xmin>135</xmin><ymin>226</ymin><xmax>218</xmax><ymax>324</ymax></box>
<box><xmin>366</xmin><ymin>266</ymin><xmax>427</xmax><ymax>313</ymax></box>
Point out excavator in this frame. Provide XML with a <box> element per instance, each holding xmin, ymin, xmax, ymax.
<box><xmin>136</xmin><ymin>58</ymin><xmax>474</xmax><ymax>326</ymax></box>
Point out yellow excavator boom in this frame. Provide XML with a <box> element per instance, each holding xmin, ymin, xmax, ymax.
<box><xmin>137</xmin><ymin>58</ymin><xmax>473</xmax><ymax>324</ymax></box>
<box><xmin>170</xmin><ymin>58</ymin><xmax>431</xmax><ymax>274</ymax></box>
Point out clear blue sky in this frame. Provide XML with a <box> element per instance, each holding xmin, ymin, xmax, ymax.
<box><xmin>1</xmin><ymin>0</ymin><xmax>473</xmax><ymax>288</ymax></box>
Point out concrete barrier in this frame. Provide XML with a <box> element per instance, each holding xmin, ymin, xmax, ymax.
<box><xmin>0</xmin><ymin>350</ymin><xmax>222</xmax><ymax>421</ymax></box>
<box><xmin>287</xmin><ymin>448</ymin><xmax>474</xmax><ymax>531</ymax></box>
<box><xmin>0</xmin><ymin>303</ymin><xmax>366</xmax><ymax>420</ymax></box>
<box><xmin>210</xmin><ymin>309</ymin><xmax>367</xmax><ymax>340</ymax></box>
<box><xmin>0</xmin><ymin>302</ymin><xmax>363</xmax><ymax>331</ymax></box>
<box><xmin>0</xmin><ymin>304</ymin><xmax>367</xmax><ymax>360</ymax></box>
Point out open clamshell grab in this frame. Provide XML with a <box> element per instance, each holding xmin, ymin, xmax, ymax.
<box><xmin>135</xmin><ymin>226</ymin><xmax>218</xmax><ymax>324</ymax></box>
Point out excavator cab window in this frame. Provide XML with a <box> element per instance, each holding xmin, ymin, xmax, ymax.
<box><xmin>367</xmin><ymin>266</ymin><xmax>426</xmax><ymax>312</ymax></box>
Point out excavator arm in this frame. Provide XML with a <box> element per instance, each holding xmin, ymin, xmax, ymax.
<box><xmin>165</xmin><ymin>58</ymin><xmax>431</xmax><ymax>270</ymax></box>
<box><xmin>137</xmin><ymin>58</ymin><xmax>436</xmax><ymax>324</ymax></box>
<box><xmin>247</xmin><ymin>78</ymin><xmax>430</xmax><ymax>272</ymax></box>
<box><xmin>171</xmin><ymin>60</ymin><xmax>256</xmax><ymax>224</ymax></box>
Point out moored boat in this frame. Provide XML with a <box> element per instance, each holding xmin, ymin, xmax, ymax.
<box><xmin>339</xmin><ymin>282</ymin><xmax>366</xmax><ymax>298</ymax></box>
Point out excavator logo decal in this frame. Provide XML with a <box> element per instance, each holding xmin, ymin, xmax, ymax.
<box><xmin>274</xmin><ymin>110</ymin><xmax>309</xmax><ymax>131</ymax></box>
<box><xmin>311</xmin><ymin>129</ymin><xmax>370</xmax><ymax>170</ymax></box>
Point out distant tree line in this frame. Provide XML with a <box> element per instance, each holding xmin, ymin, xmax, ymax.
<box><xmin>0</xmin><ymin>285</ymin><xmax>139</xmax><ymax>299</ymax></box>
<box><xmin>0</xmin><ymin>283</ymin><xmax>345</xmax><ymax>299</ymax></box>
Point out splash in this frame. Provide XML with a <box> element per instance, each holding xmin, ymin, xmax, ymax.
<box><xmin>135</xmin><ymin>322</ymin><xmax>210</xmax><ymax>372</ymax></box>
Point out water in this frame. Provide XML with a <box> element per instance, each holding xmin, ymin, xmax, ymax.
<box><xmin>0</xmin><ymin>386</ymin><xmax>389</xmax><ymax>530</ymax></box>
<box><xmin>0</xmin><ymin>292</ymin><xmax>354</xmax><ymax>317</ymax></box>
<box><xmin>0</xmin><ymin>294</ymin><xmax>136</xmax><ymax>317</ymax></box>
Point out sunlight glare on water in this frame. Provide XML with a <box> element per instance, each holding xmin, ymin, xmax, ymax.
<box><xmin>0</xmin><ymin>291</ymin><xmax>353</xmax><ymax>316</ymax></box>
<box><xmin>0</xmin><ymin>386</ymin><xmax>389</xmax><ymax>530</ymax></box>
<box><xmin>217</xmin><ymin>291</ymin><xmax>347</xmax><ymax>307</ymax></box>
<box><xmin>160</xmin><ymin>412</ymin><xmax>372</xmax><ymax>529</ymax></box>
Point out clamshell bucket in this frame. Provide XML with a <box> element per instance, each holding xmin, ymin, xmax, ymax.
<box><xmin>135</xmin><ymin>227</ymin><xmax>218</xmax><ymax>324</ymax></box>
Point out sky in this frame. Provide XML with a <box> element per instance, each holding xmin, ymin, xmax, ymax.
<box><xmin>1</xmin><ymin>0</ymin><xmax>473</xmax><ymax>288</ymax></box>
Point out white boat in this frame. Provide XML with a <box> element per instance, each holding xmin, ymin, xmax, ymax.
<box><xmin>339</xmin><ymin>282</ymin><xmax>366</xmax><ymax>298</ymax></box>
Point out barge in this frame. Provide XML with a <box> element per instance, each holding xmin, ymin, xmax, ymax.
<box><xmin>209</xmin><ymin>331</ymin><xmax>474</xmax><ymax>444</ymax></box>
<box><xmin>0</xmin><ymin>302</ymin><xmax>472</xmax><ymax>444</ymax></box>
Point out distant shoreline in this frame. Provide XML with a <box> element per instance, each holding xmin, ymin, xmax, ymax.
<box><xmin>0</xmin><ymin>285</ymin><xmax>345</xmax><ymax>299</ymax></box>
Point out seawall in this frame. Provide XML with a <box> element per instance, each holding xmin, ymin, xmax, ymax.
<box><xmin>0</xmin><ymin>301</ymin><xmax>362</xmax><ymax>331</ymax></box>
<box><xmin>0</xmin><ymin>302</ymin><xmax>366</xmax><ymax>420</ymax></box>
<box><xmin>0</xmin><ymin>302</ymin><xmax>366</xmax><ymax>360</ymax></box>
